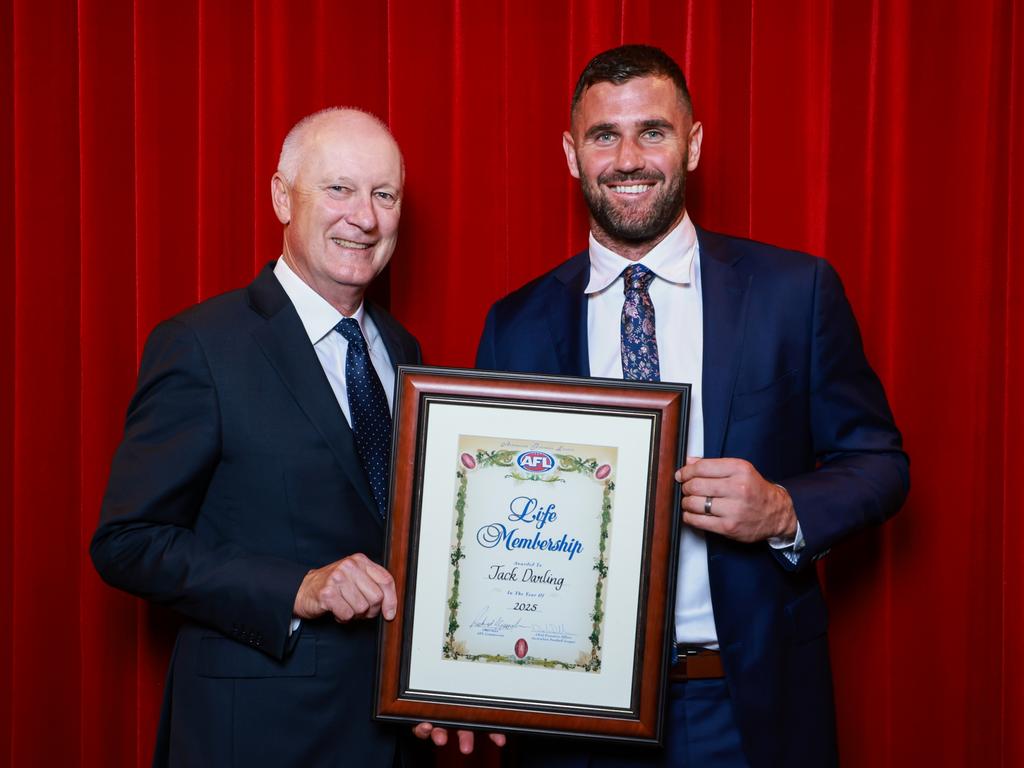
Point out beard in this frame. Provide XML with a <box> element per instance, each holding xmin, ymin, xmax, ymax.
<box><xmin>578</xmin><ymin>163</ymin><xmax>687</xmax><ymax>244</ymax></box>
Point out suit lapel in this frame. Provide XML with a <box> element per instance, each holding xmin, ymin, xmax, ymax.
<box><xmin>549</xmin><ymin>252</ymin><xmax>591</xmax><ymax>377</ymax></box>
<box><xmin>366</xmin><ymin>302</ymin><xmax>418</xmax><ymax>369</ymax></box>
<box><xmin>698</xmin><ymin>229</ymin><xmax>751</xmax><ymax>459</ymax></box>
<box><xmin>247</xmin><ymin>266</ymin><xmax>382</xmax><ymax>527</ymax></box>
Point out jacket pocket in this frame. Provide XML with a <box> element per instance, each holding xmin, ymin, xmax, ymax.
<box><xmin>732</xmin><ymin>368</ymin><xmax>803</xmax><ymax>422</ymax></box>
<box><xmin>198</xmin><ymin>633</ymin><xmax>316</xmax><ymax>678</ymax></box>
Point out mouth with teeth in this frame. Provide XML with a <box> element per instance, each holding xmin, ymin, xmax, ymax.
<box><xmin>330</xmin><ymin>237</ymin><xmax>372</xmax><ymax>250</ymax></box>
<box><xmin>600</xmin><ymin>171</ymin><xmax>663</xmax><ymax>199</ymax></box>
<box><xmin>608</xmin><ymin>183</ymin><xmax>655</xmax><ymax>195</ymax></box>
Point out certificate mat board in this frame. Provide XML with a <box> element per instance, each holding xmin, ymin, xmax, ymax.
<box><xmin>375</xmin><ymin>367</ymin><xmax>688</xmax><ymax>744</ymax></box>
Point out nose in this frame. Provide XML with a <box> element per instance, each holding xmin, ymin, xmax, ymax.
<box><xmin>344</xmin><ymin>193</ymin><xmax>378</xmax><ymax>232</ymax></box>
<box><xmin>614</xmin><ymin>137</ymin><xmax>645</xmax><ymax>173</ymax></box>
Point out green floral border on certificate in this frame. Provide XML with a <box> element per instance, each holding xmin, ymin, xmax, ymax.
<box><xmin>442</xmin><ymin>448</ymin><xmax>613</xmax><ymax>672</ymax></box>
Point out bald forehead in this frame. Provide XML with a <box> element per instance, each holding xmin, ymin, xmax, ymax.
<box><xmin>301</xmin><ymin>110</ymin><xmax>393</xmax><ymax>149</ymax></box>
<box><xmin>279</xmin><ymin>108</ymin><xmax>404</xmax><ymax>185</ymax></box>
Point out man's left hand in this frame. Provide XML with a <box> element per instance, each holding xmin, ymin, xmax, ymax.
<box><xmin>676</xmin><ymin>457</ymin><xmax>796</xmax><ymax>543</ymax></box>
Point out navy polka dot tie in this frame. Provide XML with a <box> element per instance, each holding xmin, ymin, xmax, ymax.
<box><xmin>620</xmin><ymin>264</ymin><xmax>661</xmax><ymax>381</ymax></box>
<box><xmin>335</xmin><ymin>318</ymin><xmax>392</xmax><ymax>517</ymax></box>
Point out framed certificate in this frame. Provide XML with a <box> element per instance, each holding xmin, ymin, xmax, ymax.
<box><xmin>374</xmin><ymin>366</ymin><xmax>689</xmax><ymax>744</ymax></box>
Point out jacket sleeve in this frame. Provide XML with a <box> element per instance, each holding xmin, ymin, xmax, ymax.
<box><xmin>776</xmin><ymin>259</ymin><xmax>910</xmax><ymax>571</ymax></box>
<box><xmin>475</xmin><ymin>304</ymin><xmax>499</xmax><ymax>370</ymax></box>
<box><xmin>90</xmin><ymin>318</ymin><xmax>308</xmax><ymax>659</ymax></box>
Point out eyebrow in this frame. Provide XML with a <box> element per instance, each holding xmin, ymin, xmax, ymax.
<box><xmin>638</xmin><ymin>118</ymin><xmax>674</xmax><ymax>131</ymax></box>
<box><xmin>584</xmin><ymin>122</ymin><xmax>618</xmax><ymax>140</ymax></box>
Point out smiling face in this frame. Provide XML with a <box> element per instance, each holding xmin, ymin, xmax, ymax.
<box><xmin>563</xmin><ymin>76</ymin><xmax>702</xmax><ymax>260</ymax></box>
<box><xmin>272</xmin><ymin>111</ymin><xmax>404</xmax><ymax>315</ymax></box>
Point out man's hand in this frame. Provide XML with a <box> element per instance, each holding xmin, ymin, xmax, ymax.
<box><xmin>412</xmin><ymin>723</ymin><xmax>506</xmax><ymax>755</ymax></box>
<box><xmin>293</xmin><ymin>553</ymin><xmax>397</xmax><ymax>622</ymax></box>
<box><xmin>676</xmin><ymin>457</ymin><xmax>796</xmax><ymax>543</ymax></box>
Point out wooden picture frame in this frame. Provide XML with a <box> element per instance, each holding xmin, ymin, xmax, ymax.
<box><xmin>375</xmin><ymin>366</ymin><xmax>689</xmax><ymax>744</ymax></box>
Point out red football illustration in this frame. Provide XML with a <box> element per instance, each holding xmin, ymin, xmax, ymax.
<box><xmin>514</xmin><ymin>638</ymin><xmax>528</xmax><ymax>659</ymax></box>
<box><xmin>595</xmin><ymin>463</ymin><xmax>611</xmax><ymax>480</ymax></box>
<box><xmin>460</xmin><ymin>452</ymin><xmax>477</xmax><ymax>469</ymax></box>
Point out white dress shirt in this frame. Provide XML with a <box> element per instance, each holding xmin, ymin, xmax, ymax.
<box><xmin>585</xmin><ymin>212</ymin><xmax>719</xmax><ymax>646</ymax></box>
<box><xmin>273</xmin><ymin>257</ymin><xmax>396</xmax><ymax>423</ymax></box>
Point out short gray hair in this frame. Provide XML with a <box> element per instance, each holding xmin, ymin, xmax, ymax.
<box><xmin>276</xmin><ymin>107</ymin><xmax>392</xmax><ymax>183</ymax></box>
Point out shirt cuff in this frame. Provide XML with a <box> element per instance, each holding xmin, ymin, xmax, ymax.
<box><xmin>768</xmin><ymin>483</ymin><xmax>804</xmax><ymax>554</ymax></box>
<box><xmin>768</xmin><ymin>521</ymin><xmax>805</xmax><ymax>551</ymax></box>
<box><xmin>289</xmin><ymin>617</ymin><xmax>301</xmax><ymax>636</ymax></box>
<box><xmin>769</xmin><ymin>522</ymin><xmax>804</xmax><ymax>565</ymax></box>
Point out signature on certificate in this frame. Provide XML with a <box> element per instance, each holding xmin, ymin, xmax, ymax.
<box><xmin>469</xmin><ymin>606</ymin><xmax>527</xmax><ymax>633</ymax></box>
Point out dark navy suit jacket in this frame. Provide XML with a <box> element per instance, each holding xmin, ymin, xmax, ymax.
<box><xmin>476</xmin><ymin>227</ymin><xmax>909</xmax><ymax>767</ymax></box>
<box><xmin>92</xmin><ymin>264</ymin><xmax>421</xmax><ymax>767</ymax></box>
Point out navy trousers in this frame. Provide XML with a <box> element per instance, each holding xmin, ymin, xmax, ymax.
<box><xmin>520</xmin><ymin>679</ymin><xmax>749</xmax><ymax>767</ymax></box>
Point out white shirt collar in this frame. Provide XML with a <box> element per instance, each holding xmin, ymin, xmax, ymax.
<box><xmin>273</xmin><ymin>257</ymin><xmax>375</xmax><ymax>346</ymax></box>
<box><xmin>584</xmin><ymin>211</ymin><xmax>698</xmax><ymax>294</ymax></box>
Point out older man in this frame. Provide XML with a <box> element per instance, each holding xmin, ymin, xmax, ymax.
<box><xmin>92</xmin><ymin>109</ymin><xmax>423</xmax><ymax>766</ymax></box>
<box><xmin>477</xmin><ymin>46</ymin><xmax>908</xmax><ymax>767</ymax></box>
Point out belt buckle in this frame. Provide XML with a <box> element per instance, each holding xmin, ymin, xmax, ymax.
<box><xmin>670</xmin><ymin>646</ymin><xmax>723</xmax><ymax>682</ymax></box>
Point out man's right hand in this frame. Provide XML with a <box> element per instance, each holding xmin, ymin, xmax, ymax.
<box><xmin>293</xmin><ymin>554</ymin><xmax>397</xmax><ymax>622</ymax></box>
<box><xmin>412</xmin><ymin>723</ymin><xmax>506</xmax><ymax>754</ymax></box>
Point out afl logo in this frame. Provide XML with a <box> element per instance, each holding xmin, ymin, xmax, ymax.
<box><xmin>517</xmin><ymin>451</ymin><xmax>555</xmax><ymax>473</ymax></box>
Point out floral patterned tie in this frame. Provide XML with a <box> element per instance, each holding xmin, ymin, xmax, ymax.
<box><xmin>620</xmin><ymin>264</ymin><xmax>661</xmax><ymax>381</ymax></box>
<box><xmin>335</xmin><ymin>318</ymin><xmax>392</xmax><ymax>517</ymax></box>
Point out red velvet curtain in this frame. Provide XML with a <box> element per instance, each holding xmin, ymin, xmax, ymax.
<box><xmin>2</xmin><ymin>0</ymin><xmax>1021</xmax><ymax>765</ymax></box>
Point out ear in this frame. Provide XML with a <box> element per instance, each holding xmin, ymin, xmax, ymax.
<box><xmin>562</xmin><ymin>131</ymin><xmax>581</xmax><ymax>180</ymax></box>
<box><xmin>271</xmin><ymin>173</ymin><xmax>291</xmax><ymax>224</ymax></box>
<box><xmin>686</xmin><ymin>121</ymin><xmax>703</xmax><ymax>172</ymax></box>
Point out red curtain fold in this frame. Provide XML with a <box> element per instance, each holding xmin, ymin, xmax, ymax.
<box><xmin>2</xmin><ymin>0</ymin><xmax>1022</xmax><ymax>765</ymax></box>
<box><xmin>11</xmin><ymin>1</ymin><xmax>82</xmax><ymax>765</ymax></box>
<box><xmin>0</xmin><ymin>0</ymin><xmax>14</xmax><ymax>763</ymax></box>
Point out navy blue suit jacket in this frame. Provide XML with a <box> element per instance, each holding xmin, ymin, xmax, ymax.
<box><xmin>92</xmin><ymin>264</ymin><xmax>421</xmax><ymax>767</ymax></box>
<box><xmin>476</xmin><ymin>227</ymin><xmax>909</xmax><ymax>767</ymax></box>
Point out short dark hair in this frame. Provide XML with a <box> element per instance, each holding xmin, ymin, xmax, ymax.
<box><xmin>570</xmin><ymin>44</ymin><xmax>692</xmax><ymax>120</ymax></box>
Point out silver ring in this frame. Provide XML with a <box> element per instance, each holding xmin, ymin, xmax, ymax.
<box><xmin>704</xmin><ymin>496</ymin><xmax>713</xmax><ymax>515</ymax></box>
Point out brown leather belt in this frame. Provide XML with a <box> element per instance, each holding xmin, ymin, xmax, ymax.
<box><xmin>669</xmin><ymin>648</ymin><xmax>724</xmax><ymax>681</ymax></box>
